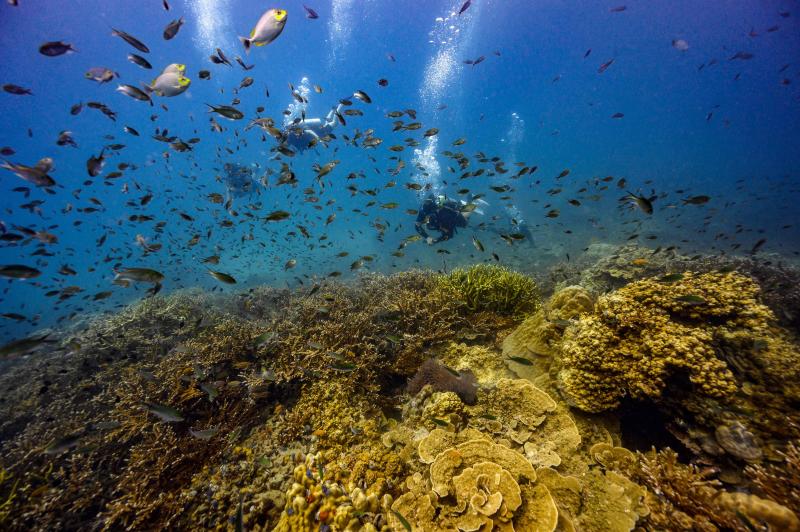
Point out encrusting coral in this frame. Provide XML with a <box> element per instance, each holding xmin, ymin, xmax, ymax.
<box><xmin>436</xmin><ymin>264</ymin><xmax>540</xmax><ymax>317</ymax></box>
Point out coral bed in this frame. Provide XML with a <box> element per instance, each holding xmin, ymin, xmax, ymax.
<box><xmin>0</xmin><ymin>255</ymin><xmax>798</xmax><ymax>531</ymax></box>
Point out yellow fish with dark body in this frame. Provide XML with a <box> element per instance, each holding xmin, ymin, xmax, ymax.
<box><xmin>239</xmin><ymin>8</ymin><xmax>287</xmax><ymax>53</ymax></box>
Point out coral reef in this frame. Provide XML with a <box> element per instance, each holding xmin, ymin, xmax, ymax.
<box><xmin>407</xmin><ymin>358</ymin><xmax>478</xmax><ymax>404</ymax></box>
<box><xmin>746</xmin><ymin>440</ymin><xmax>800</xmax><ymax>516</ymax></box>
<box><xmin>629</xmin><ymin>448</ymin><xmax>799</xmax><ymax>531</ymax></box>
<box><xmin>1</xmin><ymin>262</ymin><xmax>798</xmax><ymax>532</ymax></box>
<box><xmin>437</xmin><ymin>264</ymin><xmax>540</xmax><ymax>317</ymax></box>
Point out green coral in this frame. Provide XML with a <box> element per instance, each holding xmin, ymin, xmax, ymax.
<box><xmin>554</xmin><ymin>271</ymin><xmax>782</xmax><ymax>412</ymax></box>
<box><xmin>437</xmin><ymin>264</ymin><xmax>540</xmax><ymax>316</ymax></box>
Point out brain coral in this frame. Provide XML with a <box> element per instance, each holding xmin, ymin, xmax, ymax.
<box><xmin>554</xmin><ymin>271</ymin><xmax>774</xmax><ymax>412</ymax></box>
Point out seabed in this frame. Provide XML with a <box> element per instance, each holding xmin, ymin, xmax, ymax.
<box><xmin>1</xmin><ymin>244</ymin><xmax>799</xmax><ymax>531</ymax></box>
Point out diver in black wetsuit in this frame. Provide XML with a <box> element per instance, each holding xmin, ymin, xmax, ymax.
<box><xmin>415</xmin><ymin>194</ymin><xmax>469</xmax><ymax>244</ymax></box>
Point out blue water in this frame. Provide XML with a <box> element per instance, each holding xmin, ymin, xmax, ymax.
<box><xmin>1</xmin><ymin>0</ymin><xmax>799</xmax><ymax>342</ymax></box>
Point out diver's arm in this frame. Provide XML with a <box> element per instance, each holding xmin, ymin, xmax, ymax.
<box><xmin>433</xmin><ymin>227</ymin><xmax>454</xmax><ymax>244</ymax></box>
<box><xmin>415</xmin><ymin>221</ymin><xmax>429</xmax><ymax>238</ymax></box>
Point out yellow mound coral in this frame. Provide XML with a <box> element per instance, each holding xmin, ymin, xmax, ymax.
<box><xmin>554</xmin><ymin>272</ymin><xmax>779</xmax><ymax>412</ymax></box>
<box><xmin>437</xmin><ymin>264</ymin><xmax>540</xmax><ymax>316</ymax></box>
<box><xmin>501</xmin><ymin>286</ymin><xmax>593</xmax><ymax>375</ymax></box>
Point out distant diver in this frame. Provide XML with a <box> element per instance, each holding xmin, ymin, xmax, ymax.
<box><xmin>282</xmin><ymin>103</ymin><xmax>344</xmax><ymax>153</ymax></box>
<box><xmin>415</xmin><ymin>194</ymin><xmax>483</xmax><ymax>244</ymax></box>
<box><xmin>222</xmin><ymin>162</ymin><xmax>258</xmax><ymax>197</ymax></box>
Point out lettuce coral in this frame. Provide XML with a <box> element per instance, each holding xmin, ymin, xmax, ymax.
<box><xmin>437</xmin><ymin>264</ymin><xmax>540</xmax><ymax>317</ymax></box>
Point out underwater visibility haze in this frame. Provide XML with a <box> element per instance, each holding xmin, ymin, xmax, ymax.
<box><xmin>1</xmin><ymin>0</ymin><xmax>800</xmax><ymax>530</ymax></box>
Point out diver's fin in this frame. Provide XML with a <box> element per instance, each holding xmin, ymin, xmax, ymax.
<box><xmin>238</xmin><ymin>36</ymin><xmax>251</xmax><ymax>54</ymax></box>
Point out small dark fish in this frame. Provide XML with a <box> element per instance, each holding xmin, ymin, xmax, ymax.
<box><xmin>750</xmin><ymin>238</ymin><xmax>767</xmax><ymax>254</ymax></box>
<box><xmin>674</xmin><ymin>294</ymin><xmax>706</xmax><ymax>305</ymax></box>
<box><xmin>0</xmin><ymin>264</ymin><xmax>42</xmax><ymax>279</ymax></box>
<box><xmin>39</xmin><ymin>41</ymin><xmax>77</xmax><ymax>57</ymax></box>
<box><xmin>611</xmin><ymin>112</ymin><xmax>624</xmax><ymax>119</ymax></box>
<box><xmin>353</xmin><ymin>90</ymin><xmax>372</xmax><ymax>103</ymax></box>
<box><xmin>610</xmin><ymin>5</ymin><xmax>627</xmax><ymax>12</ymax></box>
<box><xmin>472</xmin><ymin>235</ymin><xmax>484</xmax><ymax>252</ymax></box>
<box><xmin>208</xmin><ymin>269</ymin><xmax>237</xmax><ymax>284</ymax></box>
<box><xmin>124</xmin><ymin>125</ymin><xmax>140</xmax><ymax>136</ymax></box>
<box><xmin>265</xmin><ymin>210</ymin><xmax>290</xmax><ymax>221</ymax></box>
<box><xmin>458</xmin><ymin>0</ymin><xmax>472</xmax><ymax>15</ymax></box>
<box><xmin>86</xmin><ymin>149</ymin><xmax>106</xmax><ymax>177</ymax></box>
<box><xmin>44</xmin><ymin>433</ymin><xmax>84</xmax><ymax>455</ymax></box>
<box><xmin>0</xmin><ymin>333</ymin><xmax>49</xmax><ymax>359</ymax></box>
<box><xmin>729</xmin><ymin>51</ymin><xmax>754</xmax><ymax>61</ymax></box>
<box><xmin>507</xmin><ymin>356</ymin><xmax>533</xmax><ymax>366</ymax></box>
<box><xmin>198</xmin><ymin>70</ymin><xmax>211</xmax><ymax>80</ymax></box>
<box><xmin>3</xmin><ymin>83</ymin><xmax>32</xmax><ymax>95</ymax></box>
<box><xmin>584</xmin><ymin>48</ymin><xmax>591</xmax><ymax>58</ymax></box>
<box><xmin>163</xmin><ymin>17</ymin><xmax>184</xmax><ymax>40</ymax></box>
<box><xmin>206</xmin><ymin>103</ymin><xmax>243</xmax><ymax>120</ymax></box>
<box><xmin>234</xmin><ymin>56</ymin><xmax>254</xmax><ymax>70</ymax></box>
<box><xmin>622</xmin><ymin>191</ymin><xmax>655</xmax><ymax>215</ymax></box>
<box><xmin>111</xmin><ymin>28</ymin><xmax>150</xmax><ymax>53</ymax></box>
<box><xmin>303</xmin><ymin>4</ymin><xmax>319</xmax><ymax>19</ymax></box>
<box><xmin>598</xmin><ymin>58</ymin><xmax>615</xmax><ymax>73</ymax></box>
<box><xmin>190</xmin><ymin>427</ymin><xmax>219</xmax><ymax>440</ymax></box>
<box><xmin>116</xmin><ymin>84</ymin><xmax>153</xmax><ymax>105</ymax></box>
<box><xmin>144</xmin><ymin>402</ymin><xmax>184</xmax><ymax>422</ymax></box>
<box><xmin>70</xmin><ymin>102</ymin><xmax>83</xmax><ymax>115</ymax></box>
<box><xmin>378</xmin><ymin>78</ymin><xmax>388</xmax><ymax>87</ymax></box>
<box><xmin>329</xmin><ymin>361</ymin><xmax>357</xmax><ymax>372</ymax></box>
<box><xmin>127</xmin><ymin>53</ymin><xmax>152</xmax><ymax>69</ymax></box>
<box><xmin>659</xmin><ymin>273</ymin><xmax>684</xmax><ymax>283</ymax></box>
<box><xmin>682</xmin><ymin>195</ymin><xmax>710</xmax><ymax>205</ymax></box>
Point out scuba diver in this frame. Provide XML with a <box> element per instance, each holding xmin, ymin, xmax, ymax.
<box><xmin>282</xmin><ymin>102</ymin><xmax>344</xmax><ymax>153</ymax></box>
<box><xmin>415</xmin><ymin>194</ymin><xmax>475</xmax><ymax>244</ymax></box>
<box><xmin>221</xmin><ymin>162</ymin><xmax>258</xmax><ymax>197</ymax></box>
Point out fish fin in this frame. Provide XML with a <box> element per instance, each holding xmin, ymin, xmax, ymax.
<box><xmin>254</xmin><ymin>41</ymin><xmax>266</xmax><ymax>47</ymax></box>
<box><xmin>238</xmin><ymin>36</ymin><xmax>251</xmax><ymax>54</ymax></box>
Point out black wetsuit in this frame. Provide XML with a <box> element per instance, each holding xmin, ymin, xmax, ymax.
<box><xmin>415</xmin><ymin>197</ymin><xmax>468</xmax><ymax>243</ymax></box>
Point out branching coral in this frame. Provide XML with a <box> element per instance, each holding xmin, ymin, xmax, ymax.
<box><xmin>437</xmin><ymin>264</ymin><xmax>540</xmax><ymax>317</ymax></box>
<box><xmin>746</xmin><ymin>440</ymin><xmax>800</xmax><ymax>516</ymax></box>
<box><xmin>629</xmin><ymin>448</ymin><xmax>799</xmax><ymax>532</ymax></box>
